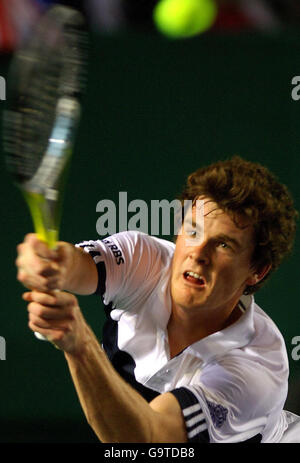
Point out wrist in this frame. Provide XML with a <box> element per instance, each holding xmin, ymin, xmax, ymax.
<box><xmin>56</xmin><ymin>241</ymin><xmax>78</xmax><ymax>291</ymax></box>
<box><xmin>64</xmin><ymin>322</ymin><xmax>100</xmax><ymax>360</ymax></box>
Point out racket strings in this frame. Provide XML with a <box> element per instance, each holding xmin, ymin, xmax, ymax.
<box><xmin>3</xmin><ymin>5</ymin><xmax>88</xmax><ymax>184</ymax></box>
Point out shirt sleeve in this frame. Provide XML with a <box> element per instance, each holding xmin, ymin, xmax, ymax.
<box><xmin>76</xmin><ymin>231</ymin><xmax>174</xmax><ymax>311</ymax></box>
<box><xmin>170</xmin><ymin>356</ymin><xmax>285</xmax><ymax>443</ymax></box>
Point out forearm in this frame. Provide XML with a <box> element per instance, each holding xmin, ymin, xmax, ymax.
<box><xmin>26</xmin><ymin>290</ymin><xmax>186</xmax><ymax>442</ymax></box>
<box><xmin>58</xmin><ymin>243</ymin><xmax>98</xmax><ymax>295</ymax></box>
<box><xmin>64</xmin><ymin>325</ymin><xmax>155</xmax><ymax>443</ymax></box>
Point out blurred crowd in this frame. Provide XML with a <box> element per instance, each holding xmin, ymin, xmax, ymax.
<box><xmin>0</xmin><ymin>0</ymin><xmax>299</xmax><ymax>52</ymax></box>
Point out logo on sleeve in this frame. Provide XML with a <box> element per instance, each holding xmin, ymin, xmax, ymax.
<box><xmin>102</xmin><ymin>238</ymin><xmax>124</xmax><ymax>265</ymax></box>
<box><xmin>206</xmin><ymin>400</ymin><xmax>228</xmax><ymax>428</ymax></box>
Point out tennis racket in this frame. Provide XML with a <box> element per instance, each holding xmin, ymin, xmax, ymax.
<box><xmin>3</xmin><ymin>5</ymin><xmax>88</xmax><ymax>340</ymax></box>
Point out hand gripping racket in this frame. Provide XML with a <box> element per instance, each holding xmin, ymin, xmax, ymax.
<box><xmin>3</xmin><ymin>5</ymin><xmax>88</xmax><ymax>341</ymax></box>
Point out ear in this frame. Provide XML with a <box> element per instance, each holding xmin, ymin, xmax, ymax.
<box><xmin>245</xmin><ymin>263</ymin><xmax>272</xmax><ymax>287</ymax></box>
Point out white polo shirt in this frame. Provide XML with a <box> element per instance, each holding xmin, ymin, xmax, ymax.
<box><xmin>77</xmin><ymin>230</ymin><xmax>294</xmax><ymax>443</ymax></box>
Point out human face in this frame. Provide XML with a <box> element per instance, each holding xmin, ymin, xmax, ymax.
<box><xmin>171</xmin><ymin>198</ymin><xmax>257</xmax><ymax>319</ymax></box>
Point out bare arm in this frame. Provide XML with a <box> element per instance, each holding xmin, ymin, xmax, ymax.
<box><xmin>23</xmin><ymin>290</ymin><xmax>187</xmax><ymax>443</ymax></box>
<box><xmin>16</xmin><ymin>234</ymin><xmax>98</xmax><ymax>295</ymax></box>
<box><xmin>65</xmin><ymin>330</ymin><xmax>187</xmax><ymax>443</ymax></box>
<box><xmin>56</xmin><ymin>242</ymin><xmax>98</xmax><ymax>295</ymax></box>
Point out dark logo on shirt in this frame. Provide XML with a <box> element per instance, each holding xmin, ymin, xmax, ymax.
<box><xmin>102</xmin><ymin>239</ymin><xmax>124</xmax><ymax>265</ymax></box>
<box><xmin>206</xmin><ymin>400</ymin><xmax>228</xmax><ymax>428</ymax></box>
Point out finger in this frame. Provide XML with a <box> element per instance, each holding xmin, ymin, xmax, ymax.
<box><xmin>16</xmin><ymin>252</ymin><xmax>59</xmax><ymax>277</ymax></box>
<box><xmin>22</xmin><ymin>291</ymin><xmax>33</xmax><ymax>302</ymax></box>
<box><xmin>29</xmin><ymin>290</ymin><xmax>78</xmax><ymax>308</ymax></box>
<box><xmin>28</xmin><ymin>311</ymin><xmax>73</xmax><ymax>329</ymax></box>
<box><xmin>25</xmin><ymin>290</ymin><xmax>77</xmax><ymax>314</ymax></box>
<box><xmin>24</xmin><ymin>234</ymin><xmax>57</xmax><ymax>260</ymax></box>
<box><xmin>23</xmin><ymin>291</ymin><xmax>57</xmax><ymax>305</ymax></box>
<box><xmin>17</xmin><ymin>269</ymin><xmax>47</xmax><ymax>290</ymax></box>
<box><xmin>28</xmin><ymin>319</ymin><xmax>68</xmax><ymax>343</ymax></box>
<box><xmin>27</xmin><ymin>301</ymin><xmax>75</xmax><ymax>321</ymax></box>
<box><xmin>17</xmin><ymin>270</ymin><xmax>59</xmax><ymax>291</ymax></box>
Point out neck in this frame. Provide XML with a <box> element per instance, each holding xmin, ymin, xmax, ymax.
<box><xmin>167</xmin><ymin>302</ymin><xmax>243</xmax><ymax>359</ymax></box>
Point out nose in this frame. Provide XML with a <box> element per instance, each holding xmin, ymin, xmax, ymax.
<box><xmin>188</xmin><ymin>239</ymin><xmax>210</xmax><ymax>265</ymax></box>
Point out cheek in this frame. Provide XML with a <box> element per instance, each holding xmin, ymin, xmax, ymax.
<box><xmin>211</xmin><ymin>253</ymin><xmax>231</xmax><ymax>271</ymax></box>
<box><xmin>217</xmin><ymin>261</ymin><xmax>252</xmax><ymax>289</ymax></box>
<box><xmin>213</xmin><ymin>255</ymin><xmax>250</xmax><ymax>282</ymax></box>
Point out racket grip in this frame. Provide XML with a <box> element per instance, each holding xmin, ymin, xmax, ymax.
<box><xmin>34</xmin><ymin>332</ymin><xmax>49</xmax><ymax>341</ymax></box>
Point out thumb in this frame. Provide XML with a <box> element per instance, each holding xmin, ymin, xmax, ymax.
<box><xmin>25</xmin><ymin>234</ymin><xmax>58</xmax><ymax>260</ymax></box>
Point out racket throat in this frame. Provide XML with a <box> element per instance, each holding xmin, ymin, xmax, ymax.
<box><xmin>22</xmin><ymin>189</ymin><xmax>60</xmax><ymax>248</ymax></box>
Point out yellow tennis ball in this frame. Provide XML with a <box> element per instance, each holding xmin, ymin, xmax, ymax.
<box><xmin>153</xmin><ymin>0</ymin><xmax>217</xmax><ymax>39</ymax></box>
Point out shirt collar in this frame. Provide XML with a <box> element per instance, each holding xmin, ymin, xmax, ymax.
<box><xmin>186</xmin><ymin>294</ymin><xmax>256</xmax><ymax>364</ymax></box>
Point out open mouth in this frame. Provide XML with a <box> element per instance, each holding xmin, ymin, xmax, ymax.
<box><xmin>183</xmin><ymin>271</ymin><xmax>206</xmax><ymax>287</ymax></box>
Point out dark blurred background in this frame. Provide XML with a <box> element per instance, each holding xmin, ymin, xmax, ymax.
<box><xmin>0</xmin><ymin>0</ymin><xmax>299</xmax><ymax>443</ymax></box>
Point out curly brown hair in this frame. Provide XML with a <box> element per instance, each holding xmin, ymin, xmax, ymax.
<box><xmin>179</xmin><ymin>156</ymin><xmax>298</xmax><ymax>294</ymax></box>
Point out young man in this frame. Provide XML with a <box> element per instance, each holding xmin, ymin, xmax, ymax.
<box><xmin>16</xmin><ymin>157</ymin><xmax>299</xmax><ymax>443</ymax></box>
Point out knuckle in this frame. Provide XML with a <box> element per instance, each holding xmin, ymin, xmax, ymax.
<box><xmin>68</xmin><ymin>310</ymin><xmax>76</xmax><ymax>321</ymax></box>
<box><xmin>30</xmin><ymin>314</ymin><xmax>37</xmax><ymax>324</ymax></box>
<box><xmin>16</xmin><ymin>243</ymin><xmax>24</xmax><ymax>254</ymax></box>
<box><xmin>28</xmin><ymin>302</ymin><xmax>41</xmax><ymax>314</ymax></box>
<box><xmin>25</xmin><ymin>233</ymin><xmax>37</xmax><ymax>243</ymax></box>
<box><xmin>34</xmin><ymin>261</ymin><xmax>45</xmax><ymax>275</ymax></box>
<box><xmin>28</xmin><ymin>321</ymin><xmax>34</xmax><ymax>331</ymax></box>
<box><xmin>68</xmin><ymin>293</ymin><xmax>78</xmax><ymax>306</ymax></box>
<box><xmin>28</xmin><ymin>314</ymin><xmax>36</xmax><ymax>324</ymax></box>
<box><xmin>17</xmin><ymin>271</ymin><xmax>25</xmax><ymax>283</ymax></box>
<box><xmin>54</xmin><ymin>332</ymin><xmax>64</xmax><ymax>342</ymax></box>
<box><xmin>27</xmin><ymin>303</ymin><xmax>35</xmax><ymax>314</ymax></box>
<box><xmin>36</xmin><ymin>307</ymin><xmax>44</xmax><ymax>318</ymax></box>
<box><xmin>63</xmin><ymin>324</ymin><xmax>71</xmax><ymax>334</ymax></box>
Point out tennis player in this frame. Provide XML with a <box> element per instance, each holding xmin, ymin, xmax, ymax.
<box><xmin>16</xmin><ymin>157</ymin><xmax>300</xmax><ymax>443</ymax></box>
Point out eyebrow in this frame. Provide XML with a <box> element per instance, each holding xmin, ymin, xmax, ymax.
<box><xmin>213</xmin><ymin>233</ymin><xmax>242</xmax><ymax>249</ymax></box>
<box><xmin>190</xmin><ymin>221</ymin><xmax>243</xmax><ymax>249</ymax></box>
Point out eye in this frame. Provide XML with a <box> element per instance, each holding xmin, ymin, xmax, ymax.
<box><xmin>186</xmin><ymin>230</ymin><xmax>197</xmax><ymax>237</ymax></box>
<box><xmin>217</xmin><ymin>241</ymin><xmax>230</xmax><ymax>249</ymax></box>
<box><xmin>183</xmin><ymin>224</ymin><xmax>198</xmax><ymax>237</ymax></box>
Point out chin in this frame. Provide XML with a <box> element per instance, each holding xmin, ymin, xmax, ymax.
<box><xmin>172</xmin><ymin>291</ymin><xmax>207</xmax><ymax>311</ymax></box>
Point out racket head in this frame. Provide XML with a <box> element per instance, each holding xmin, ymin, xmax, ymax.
<box><xmin>3</xmin><ymin>5</ymin><xmax>88</xmax><ymax>247</ymax></box>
